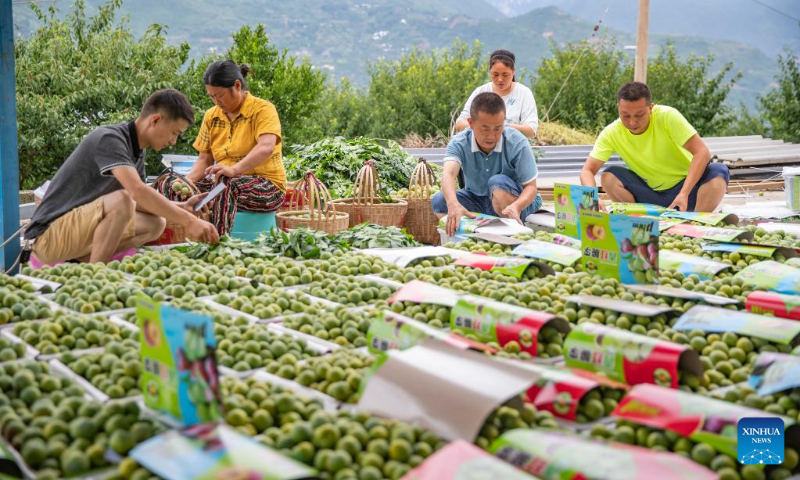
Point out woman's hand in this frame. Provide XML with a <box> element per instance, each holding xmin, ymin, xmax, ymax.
<box><xmin>205</xmin><ymin>164</ymin><xmax>239</xmax><ymax>179</ymax></box>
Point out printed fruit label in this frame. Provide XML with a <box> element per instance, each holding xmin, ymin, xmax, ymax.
<box><xmin>403</xmin><ymin>440</ymin><xmax>537</xmax><ymax>480</ymax></box>
<box><xmin>137</xmin><ymin>297</ymin><xmax>223</xmax><ymax>426</ymax></box>
<box><xmin>613</xmin><ymin>383</ymin><xmax>795</xmax><ymax>458</ymax></box>
<box><xmin>563</xmin><ymin>323</ymin><xmax>701</xmax><ymax>389</ymax></box>
<box><xmin>564</xmin><ymin>294</ymin><xmax>675</xmax><ymax>318</ymax></box>
<box><xmin>665</xmin><ymin>223</ymin><xmax>753</xmax><ymax>242</ymax></box>
<box><xmin>388</xmin><ymin>280</ymin><xmax>461</xmax><ymax>308</ymax></box>
<box><xmin>748</xmin><ymin>352</ymin><xmax>800</xmax><ymax>396</ymax></box>
<box><xmin>735</xmin><ymin>260</ymin><xmax>800</xmax><ymax>295</ymax></box>
<box><xmin>130</xmin><ymin>423</ymin><xmax>315</xmax><ymax>480</ymax></box>
<box><xmin>672</xmin><ymin>305</ymin><xmax>800</xmax><ymax>345</ymax></box>
<box><xmin>661</xmin><ymin>211</ymin><xmax>738</xmax><ymax>226</ymax></box>
<box><xmin>700</xmin><ymin>242</ymin><xmax>778</xmax><ymax>258</ymax></box>
<box><xmin>524</xmin><ymin>365</ymin><xmax>599</xmax><ymax>421</ymax></box>
<box><xmin>580</xmin><ymin>211</ymin><xmax>659</xmax><ymax>284</ymax></box>
<box><xmin>624</xmin><ymin>284</ymin><xmax>739</xmax><ymax>306</ymax></box>
<box><xmin>454</xmin><ymin>253</ymin><xmax>549</xmax><ymax>279</ymax></box>
<box><xmin>552</xmin><ymin>234</ymin><xmax>582</xmax><ymax>249</ymax></box>
<box><xmin>746</xmin><ymin>291</ymin><xmax>800</xmax><ymax>320</ymax></box>
<box><xmin>659</xmin><ymin>250</ymin><xmax>732</xmax><ymax>281</ymax></box>
<box><xmin>450</xmin><ymin>295</ymin><xmax>568</xmax><ymax>357</ymax></box>
<box><xmin>628</xmin><ymin>214</ymin><xmax>684</xmax><ymax>233</ymax></box>
<box><xmin>554</xmin><ymin>183</ymin><xmax>599</xmax><ymax>239</ymax></box>
<box><xmin>607</xmin><ymin>202</ymin><xmax>667</xmax><ymax>216</ymax></box>
<box><xmin>366</xmin><ymin>310</ymin><xmax>494</xmax><ymax>355</ymax></box>
<box><xmin>512</xmin><ymin>239</ymin><xmax>583</xmax><ymax>266</ymax></box>
<box><xmin>490</xmin><ymin>429</ymin><xmax>717</xmax><ymax>480</ymax></box>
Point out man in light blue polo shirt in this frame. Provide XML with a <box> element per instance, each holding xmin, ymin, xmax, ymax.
<box><xmin>433</xmin><ymin>91</ymin><xmax>542</xmax><ymax>236</ymax></box>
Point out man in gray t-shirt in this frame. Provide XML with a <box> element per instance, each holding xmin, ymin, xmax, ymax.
<box><xmin>25</xmin><ymin>89</ymin><xmax>219</xmax><ymax>265</ymax></box>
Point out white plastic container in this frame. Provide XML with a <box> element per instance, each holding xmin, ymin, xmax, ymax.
<box><xmin>784</xmin><ymin>167</ymin><xmax>800</xmax><ymax>210</ymax></box>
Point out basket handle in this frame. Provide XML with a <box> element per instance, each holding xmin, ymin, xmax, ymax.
<box><xmin>354</xmin><ymin>160</ymin><xmax>382</xmax><ymax>205</ymax></box>
<box><xmin>408</xmin><ymin>158</ymin><xmax>436</xmax><ymax>200</ymax></box>
<box><xmin>293</xmin><ymin>172</ymin><xmax>338</xmax><ymax>220</ymax></box>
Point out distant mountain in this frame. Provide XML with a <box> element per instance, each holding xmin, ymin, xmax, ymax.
<box><xmin>12</xmin><ymin>0</ymin><xmax>781</xmax><ymax>107</ymax></box>
<box><xmin>485</xmin><ymin>0</ymin><xmax>800</xmax><ymax>56</ymax></box>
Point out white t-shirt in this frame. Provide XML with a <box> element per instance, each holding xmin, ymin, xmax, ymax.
<box><xmin>457</xmin><ymin>82</ymin><xmax>539</xmax><ymax>133</ymax></box>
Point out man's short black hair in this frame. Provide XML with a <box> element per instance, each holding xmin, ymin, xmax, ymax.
<box><xmin>470</xmin><ymin>92</ymin><xmax>506</xmax><ymax>119</ymax></box>
<box><xmin>617</xmin><ymin>81</ymin><xmax>652</xmax><ymax>103</ymax></box>
<box><xmin>140</xmin><ymin>89</ymin><xmax>194</xmax><ymax>124</ymax></box>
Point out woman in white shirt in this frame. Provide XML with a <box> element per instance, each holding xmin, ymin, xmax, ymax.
<box><xmin>455</xmin><ymin>49</ymin><xmax>539</xmax><ymax>138</ymax></box>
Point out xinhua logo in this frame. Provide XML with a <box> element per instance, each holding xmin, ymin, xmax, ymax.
<box><xmin>738</xmin><ymin>417</ymin><xmax>784</xmax><ymax>465</ymax></box>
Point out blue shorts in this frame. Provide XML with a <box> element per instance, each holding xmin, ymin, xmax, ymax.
<box><xmin>603</xmin><ymin>163</ymin><xmax>730</xmax><ymax>211</ymax></box>
<box><xmin>432</xmin><ymin>174</ymin><xmax>543</xmax><ymax>218</ymax></box>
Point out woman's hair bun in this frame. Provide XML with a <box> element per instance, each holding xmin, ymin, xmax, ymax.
<box><xmin>239</xmin><ymin>63</ymin><xmax>252</xmax><ymax>78</ymax></box>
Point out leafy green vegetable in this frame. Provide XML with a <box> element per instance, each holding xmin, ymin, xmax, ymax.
<box><xmin>180</xmin><ymin>236</ymin><xmax>276</xmax><ymax>261</ymax></box>
<box><xmin>256</xmin><ymin>227</ymin><xmax>349</xmax><ymax>259</ymax></box>
<box><xmin>285</xmin><ymin>137</ymin><xmax>429</xmax><ymax>198</ymax></box>
<box><xmin>334</xmin><ymin>223</ymin><xmax>419</xmax><ymax>249</ymax></box>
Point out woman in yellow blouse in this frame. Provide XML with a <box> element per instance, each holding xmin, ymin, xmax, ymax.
<box><xmin>168</xmin><ymin>60</ymin><xmax>286</xmax><ymax>235</ymax></box>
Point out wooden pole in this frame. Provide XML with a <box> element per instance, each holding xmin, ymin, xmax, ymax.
<box><xmin>634</xmin><ymin>0</ymin><xmax>650</xmax><ymax>83</ymax></box>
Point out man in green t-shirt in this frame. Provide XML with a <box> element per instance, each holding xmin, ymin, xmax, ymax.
<box><xmin>579</xmin><ymin>82</ymin><xmax>729</xmax><ymax>212</ymax></box>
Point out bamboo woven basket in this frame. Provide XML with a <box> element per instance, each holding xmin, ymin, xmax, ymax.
<box><xmin>276</xmin><ymin>172</ymin><xmax>349</xmax><ymax>235</ymax></box>
<box><xmin>330</xmin><ymin>161</ymin><xmax>408</xmax><ymax>228</ymax></box>
<box><xmin>404</xmin><ymin>159</ymin><xmax>439</xmax><ymax>245</ymax></box>
<box><xmin>148</xmin><ymin>172</ymin><xmax>211</xmax><ymax>245</ymax></box>
<box><xmin>278</xmin><ymin>179</ymin><xmax>301</xmax><ymax>213</ymax></box>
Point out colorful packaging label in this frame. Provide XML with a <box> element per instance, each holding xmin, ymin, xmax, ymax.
<box><xmin>748</xmin><ymin>352</ymin><xmax>800</xmax><ymax>396</ymax></box>
<box><xmin>660</xmin><ymin>211</ymin><xmax>739</xmax><ymax>226</ymax></box>
<box><xmin>564</xmin><ymin>294</ymin><xmax>675</xmax><ymax>318</ymax></box>
<box><xmin>672</xmin><ymin>305</ymin><xmax>800</xmax><ymax>345</ymax></box>
<box><xmin>130</xmin><ymin>423</ymin><xmax>315</xmax><ymax>480</ymax></box>
<box><xmin>366</xmin><ymin>310</ymin><xmax>494</xmax><ymax>355</ymax></box>
<box><xmin>552</xmin><ymin>234</ymin><xmax>582</xmax><ymax>249</ymax></box>
<box><xmin>659</xmin><ymin>250</ymin><xmax>732</xmax><ymax>280</ymax></box>
<box><xmin>454</xmin><ymin>253</ymin><xmax>542</xmax><ymax>279</ymax></box>
<box><xmin>580</xmin><ymin>211</ymin><xmax>659</xmax><ymax>284</ymax></box>
<box><xmin>624</xmin><ymin>284</ymin><xmax>739</xmax><ymax>306</ymax></box>
<box><xmin>525</xmin><ymin>366</ymin><xmax>600</xmax><ymax>421</ymax></box>
<box><xmin>563</xmin><ymin>323</ymin><xmax>701</xmax><ymax>389</ymax></box>
<box><xmin>388</xmin><ymin>280</ymin><xmax>461</xmax><ymax>308</ymax></box>
<box><xmin>489</xmin><ymin>429</ymin><xmax>717</xmax><ymax>480</ymax></box>
<box><xmin>701</xmin><ymin>242</ymin><xmax>778</xmax><ymax>258</ymax></box>
<box><xmin>403</xmin><ymin>440</ymin><xmax>537</xmax><ymax>480</ymax></box>
<box><xmin>138</xmin><ymin>297</ymin><xmax>223</xmax><ymax>426</ymax></box>
<box><xmin>735</xmin><ymin>261</ymin><xmax>800</xmax><ymax>295</ymax></box>
<box><xmin>606</xmin><ymin>202</ymin><xmax>668</xmax><ymax>216</ymax></box>
<box><xmin>746</xmin><ymin>291</ymin><xmax>800</xmax><ymax>321</ymax></box>
<box><xmin>665</xmin><ymin>223</ymin><xmax>753</xmax><ymax>242</ymax></box>
<box><xmin>512</xmin><ymin>239</ymin><xmax>582</xmax><ymax>266</ymax></box>
<box><xmin>439</xmin><ymin>214</ymin><xmax>531</xmax><ymax>236</ymax></box>
<box><xmin>450</xmin><ymin>295</ymin><xmax>567</xmax><ymax>357</ymax></box>
<box><xmin>554</xmin><ymin>184</ymin><xmax>599</xmax><ymax>239</ymax></box>
<box><xmin>613</xmin><ymin>384</ymin><xmax>794</xmax><ymax>458</ymax></box>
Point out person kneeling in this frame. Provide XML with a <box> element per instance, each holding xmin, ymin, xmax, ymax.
<box><xmin>433</xmin><ymin>92</ymin><xmax>542</xmax><ymax>237</ymax></box>
<box><xmin>580</xmin><ymin>81</ymin><xmax>729</xmax><ymax>212</ymax></box>
<box><xmin>24</xmin><ymin>89</ymin><xmax>219</xmax><ymax>265</ymax></box>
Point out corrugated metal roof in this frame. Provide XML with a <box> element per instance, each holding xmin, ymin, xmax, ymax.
<box><xmin>405</xmin><ymin>135</ymin><xmax>799</xmax><ymax>178</ymax></box>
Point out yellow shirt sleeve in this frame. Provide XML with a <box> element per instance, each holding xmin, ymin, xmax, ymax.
<box><xmin>192</xmin><ymin>109</ymin><xmax>215</xmax><ymax>153</ymax></box>
<box><xmin>589</xmin><ymin>123</ymin><xmax>618</xmax><ymax>162</ymax></box>
<box><xmin>252</xmin><ymin>102</ymin><xmax>282</xmax><ymax>146</ymax></box>
<box><xmin>662</xmin><ymin>107</ymin><xmax>697</xmax><ymax>148</ymax></box>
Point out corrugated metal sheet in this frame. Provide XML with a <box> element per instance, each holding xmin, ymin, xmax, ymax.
<box><xmin>405</xmin><ymin>135</ymin><xmax>799</xmax><ymax>178</ymax></box>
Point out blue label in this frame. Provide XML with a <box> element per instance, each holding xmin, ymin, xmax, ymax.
<box><xmin>748</xmin><ymin>353</ymin><xmax>800</xmax><ymax>396</ymax></box>
<box><xmin>738</xmin><ymin>417</ymin><xmax>784</xmax><ymax>465</ymax></box>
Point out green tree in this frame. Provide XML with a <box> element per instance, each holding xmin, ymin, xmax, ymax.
<box><xmin>307</xmin><ymin>78</ymin><xmax>372</xmax><ymax>140</ymax></box>
<box><xmin>535</xmin><ymin>39</ymin><xmax>740</xmax><ymax>136</ymax></box>
<box><xmin>15</xmin><ymin>0</ymin><xmax>189</xmax><ymax>188</ymax></box>
<box><xmin>759</xmin><ymin>47</ymin><xmax>800</xmax><ymax>142</ymax></box>
<box><xmin>179</xmin><ymin>25</ymin><xmax>326</xmax><ymax>152</ymax></box>
<box><xmin>366</xmin><ymin>40</ymin><xmax>487</xmax><ymax>140</ymax></box>
<box><xmin>645</xmin><ymin>44</ymin><xmax>740</xmax><ymax>136</ymax></box>
<box><xmin>534</xmin><ymin>39</ymin><xmax>628</xmax><ymax>133</ymax></box>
